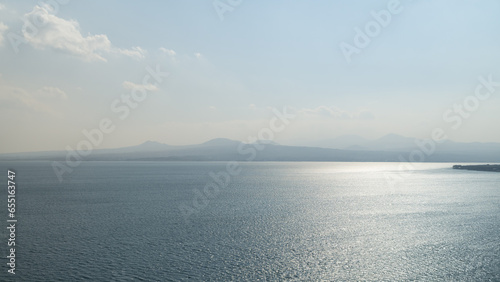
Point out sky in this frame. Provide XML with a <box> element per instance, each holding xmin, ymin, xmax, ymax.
<box><xmin>0</xmin><ymin>0</ymin><xmax>499</xmax><ymax>153</ymax></box>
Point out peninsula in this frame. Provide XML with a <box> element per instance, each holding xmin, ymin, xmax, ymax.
<box><xmin>453</xmin><ymin>164</ymin><xmax>500</xmax><ymax>172</ymax></box>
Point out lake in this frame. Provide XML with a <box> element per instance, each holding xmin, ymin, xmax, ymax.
<box><xmin>0</xmin><ymin>161</ymin><xmax>499</xmax><ymax>281</ymax></box>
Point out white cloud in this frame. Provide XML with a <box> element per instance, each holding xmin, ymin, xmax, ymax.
<box><xmin>0</xmin><ymin>85</ymin><xmax>64</xmax><ymax>117</ymax></box>
<box><xmin>122</xmin><ymin>81</ymin><xmax>159</xmax><ymax>92</ymax></box>
<box><xmin>117</xmin><ymin>46</ymin><xmax>147</xmax><ymax>60</ymax></box>
<box><xmin>22</xmin><ymin>5</ymin><xmax>146</xmax><ymax>62</ymax></box>
<box><xmin>209</xmin><ymin>106</ymin><xmax>216</xmax><ymax>111</ymax></box>
<box><xmin>299</xmin><ymin>106</ymin><xmax>345</xmax><ymax>118</ymax></box>
<box><xmin>36</xmin><ymin>86</ymin><xmax>67</xmax><ymax>100</ymax></box>
<box><xmin>0</xmin><ymin>22</ymin><xmax>8</xmax><ymax>46</ymax></box>
<box><xmin>0</xmin><ymin>4</ymin><xmax>4</xmax><ymax>10</ymax></box>
<box><xmin>299</xmin><ymin>106</ymin><xmax>375</xmax><ymax>120</ymax></box>
<box><xmin>358</xmin><ymin>111</ymin><xmax>375</xmax><ymax>120</ymax></box>
<box><xmin>159</xmin><ymin>47</ymin><xmax>176</xmax><ymax>56</ymax></box>
<box><xmin>194</xmin><ymin>52</ymin><xmax>202</xmax><ymax>59</ymax></box>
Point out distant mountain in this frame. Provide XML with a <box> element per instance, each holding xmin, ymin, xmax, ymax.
<box><xmin>1</xmin><ymin>137</ymin><xmax>499</xmax><ymax>163</ymax></box>
<box><xmin>200</xmin><ymin>138</ymin><xmax>278</xmax><ymax>147</ymax></box>
<box><xmin>136</xmin><ymin>140</ymin><xmax>171</xmax><ymax>150</ymax></box>
<box><xmin>201</xmin><ymin>138</ymin><xmax>241</xmax><ymax>147</ymax></box>
<box><xmin>307</xmin><ymin>134</ymin><xmax>416</xmax><ymax>151</ymax></box>
<box><xmin>370</xmin><ymin>134</ymin><xmax>416</xmax><ymax>151</ymax></box>
<box><xmin>303</xmin><ymin>134</ymin><xmax>500</xmax><ymax>154</ymax></box>
<box><xmin>116</xmin><ymin>140</ymin><xmax>172</xmax><ymax>152</ymax></box>
<box><xmin>309</xmin><ymin>135</ymin><xmax>370</xmax><ymax>149</ymax></box>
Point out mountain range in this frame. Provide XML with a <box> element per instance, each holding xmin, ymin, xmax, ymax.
<box><xmin>1</xmin><ymin>134</ymin><xmax>500</xmax><ymax>163</ymax></box>
<box><xmin>287</xmin><ymin>134</ymin><xmax>500</xmax><ymax>153</ymax></box>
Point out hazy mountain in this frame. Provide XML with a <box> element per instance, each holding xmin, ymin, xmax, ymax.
<box><xmin>307</xmin><ymin>135</ymin><xmax>370</xmax><ymax>149</ymax></box>
<box><xmin>133</xmin><ymin>140</ymin><xmax>172</xmax><ymax>151</ymax></box>
<box><xmin>371</xmin><ymin>134</ymin><xmax>416</xmax><ymax>151</ymax></box>
<box><xmin>303</xmin><ymin>134</ymin><xmax>500</xmax><ymax>154</ymax></box>
<box><xmin>306</xmin><ymin>134</ymin><xmax>417</xmax><ymax>151</ymax></box>
<box><xmin>200</xmin><ymin>138</ymin><xmax>242</xmax><ymax>147</ymax></box>
<box><xmin>1</xmin><ymin>136</ymin><xmax>499</xmax><ymax>163</ymax></box>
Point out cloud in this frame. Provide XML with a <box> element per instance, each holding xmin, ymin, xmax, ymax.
<box><xmin>0</xmin><ymin>4</ymin><xmax>4</xmax><ymax>10</ymax></box>
<box><xmin>159</xmin><ymin>47</ymin><xmax>176</xmax><ymax>56</ymax></box>
<box><xmin>299</xmin><ymin>106</ymin><xmax>375</xmax><ymax>120</ymax></box>
<box><xmin>117</xmin><ymin>46</ymin><xmax>147</xmax><ymax>60</ymax></box>
<box><xmin>299</xmin><ymin>106</ymin><xmax>346</xmax><ymax>118</ymax></box>
<box><xmin>22</xmin><ymin>5</ymin><xmax>146</xmax><ymax>62</ymax></box>
<box><xmin>0</xmin><ymin>22</ymin><xmax>7</xmax><ymax>46</ymax></box>
<box><xmin>358</xmin><ymin>111</ymin><xmax>375</xmax><ymax>120</ymax></box>
<box><xmin>194</xmin><ymin>52</ymin><xmax>202</xmax><ymax>59</ymax></box>
<box><xmin>35</xmin><ymin>86</ymin><xmax>68</xmax><ymax>100</ymax></box>
<box><xmin>0</xmin><ymin>85</ymin><xmax>65</xmax><ymax>117</ymax></box>
<box><xmin>122</xmin><ymin>81</ymin><xmax>159</xmax><ymax>92</ymax></box>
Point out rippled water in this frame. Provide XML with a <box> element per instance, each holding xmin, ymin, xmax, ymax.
<box><xmin>0</xmin><ymin>161</ymin><xmax>499</xmax><ymax>281</ymax></box>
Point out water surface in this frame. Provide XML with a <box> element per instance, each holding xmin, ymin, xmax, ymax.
<box><xmin>0</xmin><ymin>161</ymin><xmax>498</xmax><ymax>281</ymax></box>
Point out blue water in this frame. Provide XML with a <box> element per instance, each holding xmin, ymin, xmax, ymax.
<box><xmin>0</xmin><ymin>161</ymin><xmax>499</xmax><ymax>281</ymax></box>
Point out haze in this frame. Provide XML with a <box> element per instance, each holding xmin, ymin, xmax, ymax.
<box><xmin>1</xmin><ymin>0</ymin><xmax>499</xmax><ymax>154</ymax></box>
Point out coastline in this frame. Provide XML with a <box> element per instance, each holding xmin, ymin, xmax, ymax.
<box><xmin>453</xmin><ymin>164</ymin><xmax>500</xmax><ymax>172</ymax></box>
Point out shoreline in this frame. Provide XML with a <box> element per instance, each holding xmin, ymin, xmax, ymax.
<box><xmin>453</xmin><ymin>164</ymin><xmax>500</xmax><ymax>172</ymax></box>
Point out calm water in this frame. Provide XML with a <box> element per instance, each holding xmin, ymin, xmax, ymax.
<box><xmin>0</xmin><ymin>161</ymin><xmax>499</xmax><ymax>281</ymax></box>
